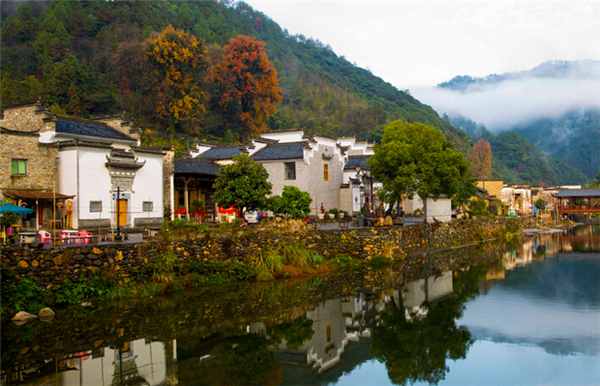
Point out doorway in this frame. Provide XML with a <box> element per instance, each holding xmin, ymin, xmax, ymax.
<box><xmin>117</xmin><ymin>199</ymin><xmax>128</xmax><ymax>226</ymax></box>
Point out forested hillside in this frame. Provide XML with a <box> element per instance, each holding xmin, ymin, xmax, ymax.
<box><xmin>451</xmin><ymin>115</ymin><xmax>589</xmax><ymax>186</ymax></box>
<box><xmin>0</xmin><ymin>0</ymin><xmax>468</xmax><ymax>150</ymax></box>
<box><xmin>511</xmin><ymin>110</ymin><xmax>600</xmax><ymax>180</ymax></box>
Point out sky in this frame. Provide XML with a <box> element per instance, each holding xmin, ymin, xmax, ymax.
<box><xmin>243</xmin><ymin>1</ymin><xmax>599</xmax><ymax>89</ymax></box>
<box><xmin>244</xmin><ymin>0</ymin><xmax>600</xmax><ymax>129</ymax></box>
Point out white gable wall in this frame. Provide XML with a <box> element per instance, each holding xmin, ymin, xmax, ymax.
<box><xmin>261</xmin><ymin>131</ymin><xmax>304</xmax><ymax>143</ymax></box>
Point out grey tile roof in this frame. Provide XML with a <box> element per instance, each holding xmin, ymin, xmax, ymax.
<box><xmin>55</xmin><ymin>119</ymin><xmax>135</xmax><ymax>141</ymax></box>
<box><xmin>554</xmin><ymin>189</ymin><xmax>600</xmax><ymax>198</ymax></box>
<box><xmin>197</xmin><ymin>146</ymin><xmax>243</xmax><ymax>159</ymax></box>
<box><xmin>344</xmin><ymin>156</ymin><xmax>370</xmax><ymax>170</ymax></box>
<box><xmin>252</xmin><ymin>143</ymin><xmax>305</xmax><ymax>161</ymax></box>
<box><xmin>174</xmin><ymin>159</ymin><xmax>220</xmax><ymax>175</ymax></box>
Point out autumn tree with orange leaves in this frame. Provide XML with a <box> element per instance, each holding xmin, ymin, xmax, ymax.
<box><xmin>210</xmin><ymin>35</ymin><xmax>283</xmax><ymax>141</ymax></box>
<box><xmin>469</xmin><ymin>138</ymin><xmax>493</xmax><ymax>195</ymax></box>
<box><xmin>148</xmin><ymin>25</ymin><xmax>207</xmax><ymax>138</ymax></box>
<box><xmin>469</xmin><ymin>139</ymin><xmax>493</xmax><ymax>179</ymax></box>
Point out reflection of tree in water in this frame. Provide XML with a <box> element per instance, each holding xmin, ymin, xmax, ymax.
<box><xmin>177</xmin><ymin>317</ymin><xmax>316</xmax><ymax>385</ymax></box>
<box><xmin>211</xmin><ymin>334</ymin><xmax>276</xmax><ymax>385</ymax></box>
<box><xmin>267</xmin><ymin>317</ymin><xmax>315</xmax><ymax>349</ymax></box>
<box><xmin>371</xmin><ymin>266</ymin><xmax>486</xmax><ymax>385</ymax></box>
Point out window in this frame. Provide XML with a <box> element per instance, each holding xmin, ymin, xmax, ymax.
<box><xmin>90</xmin><ymin>201</ymin><xmax>102</xmax><ymax>212</ymax></box>
<box><xmin>11</xmin><ymin>159</ymin><xmax>26</xmax><ymax>175</ymax></box>
<box><xmin>285</xmin><ymin>162</ymin><xmax>296</xmax><ymax>180</ymax></box>
<box><xmin>326</xmin><ymin>325</ymin><xmax>332</xmax><ymax>343</ymax></box>
<box><xmin>143</xmin><ymin>201</ymin><xmax>153</xmax><ymax>212</ymax></box>
<box><xmin>178</xmin><ymin>190</ymin><xmax>184</xmax><ymax>206</ymax></box>
<box><xmin>323</xmin><ymin>163</ymin><xmax>329</xmax><ymax>181</ymax></box>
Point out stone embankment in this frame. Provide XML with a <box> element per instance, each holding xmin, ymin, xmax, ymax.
<box><xmin>1</xmin><ymin>218</ymin><xmax>528</xmax><ymax>287</ymax></box>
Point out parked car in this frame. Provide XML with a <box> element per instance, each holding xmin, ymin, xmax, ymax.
<box><xmin>243</xmin><ymin>210</ymin><xmax>260</xmax><ymax>224</ymax></box>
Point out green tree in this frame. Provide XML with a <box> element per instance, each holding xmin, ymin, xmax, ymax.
<box><xmin>213</xmin><ymin>154</ymin><xmax>272</xmax><ymax>218</ymax></box>
<box><xmin>368</xmin><ymin>120</ymin><xmax>474</xmax><ymax>217</ymax></box>
<box><xmin>468</xmin><ymin>197</ymin><xmax>487</xmax><ymax>217</ymax></box>
<box><xmin>586</xmin><ymin>173</ymin><xmax>600</xmax><ymax>188</ymax></box>
<box><xmin>269</xmin><ymin>186</ymin><xmax>312</xmax><ymax>219</ymax></box>
<box><xmin>535</xmin><ymin>198</ymin><xmax>546</xmax><ymax>212</ymax></box>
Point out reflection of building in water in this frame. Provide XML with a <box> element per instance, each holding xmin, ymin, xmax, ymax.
<box><xmin>515</xmin><ymin>239</ymin><xmax>534</xmax><ymax>266</ymax></box>
<box><xmin>342</xmin><ymin>293</ymin><xmax>386</xmax><ymax>341</ymax></box>
<box><xmin>54</xmin><ymin>339</ymin><xmax>173</xmax><ymax>386</ymax></box>
<box><xmin>393</xmin><ymin>272</ymin><xmax>454</xmax><ymax>322</ymax></box>
<box><xmin>559</xmin><ymin>226</ymin><xmax>600</xmax><ymax>253</ymax></box>
<box><xmin>258</xmin><ymin>299</ymin><xmax>349</xmax><ymax>374</ymax></box>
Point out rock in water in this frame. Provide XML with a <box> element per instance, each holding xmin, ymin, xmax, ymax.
<box><xmin>11</xmin><ymin>311</ymin><xmax>38</xmax><ymax>322</ymax></box>
<box><xmin>38</xmin><ymin>308</ymin><xmax>55</xmax><ymax>319</ymax></box>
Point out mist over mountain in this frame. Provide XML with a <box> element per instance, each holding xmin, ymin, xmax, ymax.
<box><xmin>414</xmin><ymin>60</ymin><xmax>599</xmax><ymax>131</ymax></box>
<box><xmin>415</xmin><ymin>60</ymin><xmax>600</xmax><ymax>181</ymax></box>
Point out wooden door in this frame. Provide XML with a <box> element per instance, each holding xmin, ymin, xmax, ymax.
<box><xmin>118</xmin><ymin>199</ymin><xmax>128</xmax><ymax>226</ymax></box>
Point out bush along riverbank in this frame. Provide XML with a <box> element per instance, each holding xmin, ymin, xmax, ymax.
<box><xmin>1</xmin><ymin>218</ymin><xmax>528</xmax><ymax>315</ymax></box>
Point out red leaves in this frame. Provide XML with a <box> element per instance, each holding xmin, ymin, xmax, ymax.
<box><xmin>210</xmin><ymin>35</ymin><xmax>283</xmax><ymax>141</ymax></box>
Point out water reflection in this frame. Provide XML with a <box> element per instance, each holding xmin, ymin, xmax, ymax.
<box><xmin>2</xmin><ymin>226</ymin><xmax>599</xmax><ymax>386</ymax></box>
<box><xmin>2</xmin><ymin>339</ymin><xmax>173</xmax><ymax>386</ymax></box>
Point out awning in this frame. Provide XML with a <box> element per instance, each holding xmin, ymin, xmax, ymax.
<box><xmin>2</xmin><ymin>190</ymin><xmax>75</xmax><ymax>200</ymax></box>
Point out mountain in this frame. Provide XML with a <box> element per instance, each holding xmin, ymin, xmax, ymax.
<box><xmin>0</xmin><ymin>0</ymin><xmax>469</xmax><ymax>151</ymax></box>
<box><xmin>450</xmin><ymin>115</ymin><xmax>589</xmax><ymax>186</ymax></box>
<box><xmin>435</xmin><ymin>60</ymin><xmax>599</xmax><ymax>181</ymax></box>
<box><xmin>511</xmin><ymin>110</ymin><xmax>600</xmax><ymax>180</ymax></box>
<box><xmin>438</xmin><ymin>59</ymin><xmax>599</xmax><ymax>92</ymax></box>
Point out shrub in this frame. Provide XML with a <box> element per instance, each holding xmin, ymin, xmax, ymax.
<box><xmin>2</xmin><ymin>278</ymin><xmax>46</xmax><ymax>312</ymax></box>
<box><xmin>468</xmin><ymin>197</ymin><xmax>487</xmax><ymax>217</ymax></box>
<box><xmin>270</xmin><ymin>186</ymin><xmax>312</xmax><ymax>219</ymax></box>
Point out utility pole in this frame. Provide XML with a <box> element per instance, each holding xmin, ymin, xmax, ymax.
<box><xmin>115</xmin><ymin>186</ymin><xmax>122</xmax><ymax>241</ymax></box>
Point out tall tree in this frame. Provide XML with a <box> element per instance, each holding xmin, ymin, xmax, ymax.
<box><xmin>469</xmin><ymin>138</ymin><xmax>493</xmax><ymax>196</ymax></box>
<box><xmin>368</xmin><ymin>120</ymin><xmax>474</xmax><ymax>217</ymax></box>
<box><xmin>147</xmin><ymin>25</ymin><xmax>207</xmax><ymax>137</ymax></box>
<box><xmin>212</xmin><ymin>154</ymin><xmax>272</xmax><ymax>218</ymax></box>
<box><xmin>469</xmin><ymin>138</ymin><xmax>492</xmax><ymax>180</ymax></box>
<box><xmin>210</xmin><ymin>35</ymin><xmax>283</xmax><ymax>141</ymax></box>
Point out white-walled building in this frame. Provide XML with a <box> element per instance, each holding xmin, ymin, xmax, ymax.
<box><xmin>1</xmin><ymin>102</ymin><xmax>164</xmax><ymax>230</ymax></box>
<box><xmin>186</xmin><ymin>130</ymin><xmax>376</xmax><ymax>217</ymax></box>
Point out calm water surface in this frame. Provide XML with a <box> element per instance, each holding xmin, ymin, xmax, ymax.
<box><xmin>2</xmin><ymin>226</ymin><xmax>599</xmax><ymax>386</ymax></box>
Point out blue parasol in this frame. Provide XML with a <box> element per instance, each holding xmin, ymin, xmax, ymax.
<box><xmin>0</xmin><ymin>204</ymin><xmax>34</xmax><ymax>214</ymax></box>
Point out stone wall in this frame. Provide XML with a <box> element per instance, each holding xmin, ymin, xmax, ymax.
<box><xmin>0</xmin><ymin>103</ymin><xmax>46</xmax><ymax>132</ymax></box>
<box><xmin>0</xmin><ymin>130</ymin><xmax>59</xmax><ymax>200</ymax></box>
<box><xmin>1</xmin><ymin>219</ymin><xmax>527</xmax><ymax>288</ymax></box>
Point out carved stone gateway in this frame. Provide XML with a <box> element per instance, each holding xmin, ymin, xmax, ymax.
<box><xmin>105</xmin><ymin>148</ymin><xmax>146</xmax><ymax>192</ymax></box>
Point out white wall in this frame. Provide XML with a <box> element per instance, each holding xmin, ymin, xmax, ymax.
<box><xmin>425</xmin><ymin>196</ymin><xmax>452</xmax><ymax>222</ymax></box>
<box><xmin>77</xmin><ymin>149</ymin><xmax>113</xmax><ymax>229</ymax></box>
<box><xmin>57</xmin><ymin>149</ymin><xmax>79</xmax><ymax>226</ymax></box>
<box><xmin>131</xmin><ymin>154</ymin><xmax>164</xmax><ymax>224</ymax></box>
<box><xmin>261</xmin><ymin>130</ymin><xmax>304</xmax><ymax>143</ymax></box>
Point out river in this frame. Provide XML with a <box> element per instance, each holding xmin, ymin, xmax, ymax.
<box><xmin>2</xmin><ymin>225</ymin><xmax>599</xmax><ymax>386</ymax></box>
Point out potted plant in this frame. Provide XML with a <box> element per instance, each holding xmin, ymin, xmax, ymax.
<box><xmin>339</xmin><ymin>210</ymin><xmax>348</xmax><ymax>219</ymax></box>
<box><xmin>328</xmin><ymin>208</ymin><xmax>339</xmax><ymax>219</ymax></box>
<box><xmin>317</xmin><ymin>212</ymin><xmax>325</xmax><ymax>220</ymax></box>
